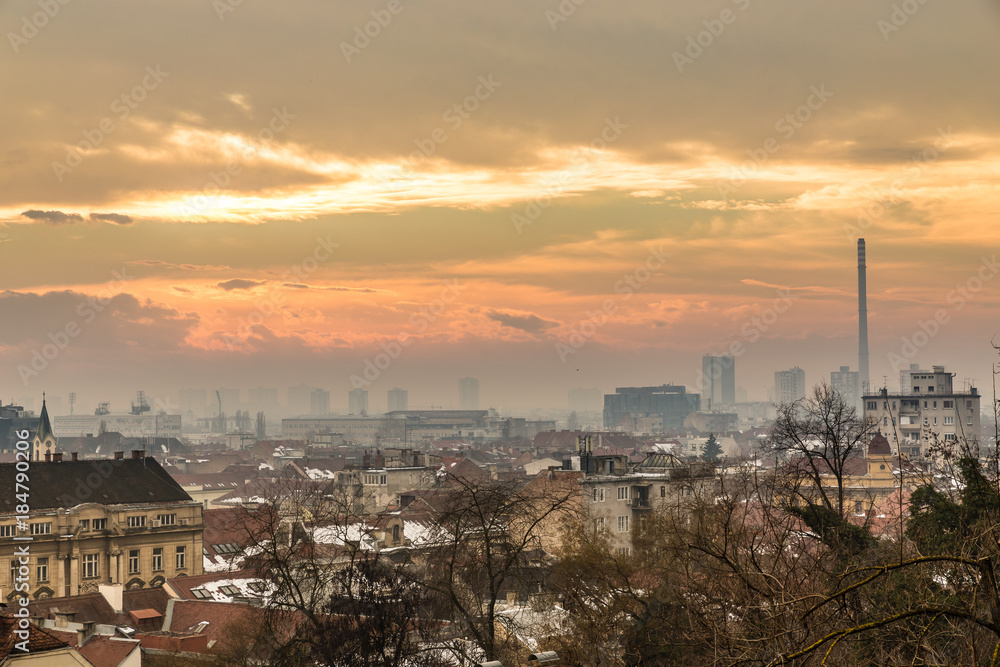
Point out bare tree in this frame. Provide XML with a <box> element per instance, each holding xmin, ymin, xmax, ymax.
<box><xmin>767</xmin><ymin>383</ymin><xmax>877</xmax><ymax>518</ymax></box>
<box><xmin>421</xmin><ymin>474</ymin><xmax>580</xmax><ymax>664</ymax></box>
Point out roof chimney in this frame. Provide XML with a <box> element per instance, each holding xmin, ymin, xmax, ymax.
<box><xmin>52</xmin><ymin>452</ymin><xmax>63</xmax><ymax>462</ymax></box>
<box><xmin>44</xmin><ymin>451</ymin><xmax>51</xmax><ymax>462</ymax></box>
<box><xmin>131</xmin><ymin>450</ymin><xmax>145</xmax><ymax>459</ymax></box>
<box><xmin>114</xmin><ymin>451</ymin><xmax>124</xmax><ymax>460</ymax></box>
<box><xmin>71</xmin><ymin>452</ymin><xmax>78</xmax><ymax>461</ymax></box>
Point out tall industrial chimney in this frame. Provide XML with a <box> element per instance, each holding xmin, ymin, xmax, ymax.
<box><xmin>858</xmin><ymin>238</ymin><xmax>870</xmax><ymax>394</ymax></box>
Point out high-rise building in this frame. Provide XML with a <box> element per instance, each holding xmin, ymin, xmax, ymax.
<box><xmin>774</xmin><ymin>367</ymin><xmax>806</xmax><ymax>405</ymax></box>
<box><xmin>701</xmin><ymin>355</ymin><xmax>736</xmax><ymax>409</ymax></box>
<box><xmin>863</xmin><ymin>365</ymin><xmax>981</xmax><ymax>458</ymax></box>
<box><xmin>248</xmin><ymin>386</ymin><xmax>279</xmax><ymax>412</ymax></box>
<box><xmin>459</xmin><ymin>377</ymin><xmax>479</xmax><ymax>409</ymax></box>
<box><xmin>388</xmin><ymin>387</ymin><xmax>408</xmax><ymax>412</ymax></box>
<box><xmin>217</xmin><ymin>388</ymin><xmax>241</xmax><ymax>415</ymax></box>
<box><xmin>831</xmin><ymin>366</ymin><xmax>860</xmax><ymax>410</ymax></box>
<box><xmin>603</xmin><ymin>385</ymin><xmax>700</xmax><ymax>432</ymax></box>
<box><xmin>179</xmin><ymin>388</ymin><xmax>208</xmax><ymax>417</ymax></box>
<box><xmin>287</xmin><ymin>384</ymin><xmax>316</xmax><ymax>415</ymax></box>
<box><xmin>310</xmin><ymin>389</ymin><xmax>330</xmax><ymax>415</ymax></box>
<box><xmin>348</xmin><ymin>388</ymin><xmax>369</xmax><ymax>416</ymax></box>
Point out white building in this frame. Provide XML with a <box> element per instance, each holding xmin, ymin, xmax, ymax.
<box><xmin>53</xmin><ymin>414</ymin><xmax>182</xmax><ymax>439</ymax></box>
<box><xmin>863</xmin><ymin>365</ymin><xmax>981</xmax><ymax>458</ymax></box>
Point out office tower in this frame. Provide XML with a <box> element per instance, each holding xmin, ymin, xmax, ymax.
<box><xmin>387</xmin><ymin>388</ymin><xmax>408</xmax><ymax>412</ymax></box>
<box><xmin>702</xmin><ymin>355</ymin><xmax>736</xmax><ymax>409</ymax></box>
<box><xmin>831</xmin><ymin>366</ymin><xmax>860</xmax><ymax>409</ymax></box>
<box><xmin>248</xmin><ymin>386</ymin><xmax>278</xmax><ymax>412</ymax></box>
<box><xmin>179</xmin><ymin>388</ymin><xmax>208</xmax><ymax>417</ymax></box>
<box><xmin>287</xmin><ymin>384</ymin><xmax>315</xmax><ymax>415</ymax></box>
<box><xmin>310</xmin><ymin>389</ymin><xmax>330</xmax><ymax>415</ymax></box>
<box><xmin>774</xmin><ymin>367</ymin><xmax>806</xmax><ymax>404</ymax></box>
<box><xmin>459</xmin><ymin>377</ymin><xmax>479</xmax><ymax>409</ymax></box>
<box><xmin>603</xmin><ymin>385</ymin><xmax>700</xmax><ymax>432</ymax></box>
<box><xmin>348</xmin><ymin>388</ymin><xmax>369</xmax><ymax>416</ymax></box>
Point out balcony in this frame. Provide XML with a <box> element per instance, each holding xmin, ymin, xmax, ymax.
<box><xmin>631</xmin><ymin>497</ymin><xmax>652</xmax><ymax>510</ymax></box>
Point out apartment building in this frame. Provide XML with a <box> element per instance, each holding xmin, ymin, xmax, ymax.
<box><xmin>863</xmin><ymin>365</ymin><xmax>981</xmax><ymax>458</ymax></box>
<box><xmin>1</xmin><ymin>452</ymin><xmax>203</xmax><ymax>600</ymax></box>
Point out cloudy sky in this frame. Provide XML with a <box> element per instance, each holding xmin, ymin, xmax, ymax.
<box><xmin>2</xmin><ymin>0</ymin><xmax>999</xmax><ymax>415</ymax></box>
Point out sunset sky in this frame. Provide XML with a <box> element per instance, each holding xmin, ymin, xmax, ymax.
<box><xmin>2</xmin><ymin>0</ymin><xmax>999</xmax><ymax>414</ymax></box>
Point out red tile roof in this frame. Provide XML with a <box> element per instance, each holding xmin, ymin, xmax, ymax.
<box><xmin>0</xmin><ymin>615</ymin><xmax>71</xmax><ymax>659</ymax></box>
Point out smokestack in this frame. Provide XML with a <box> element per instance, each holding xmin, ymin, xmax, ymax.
<box><xmin>858</xmin><ymin>238</ymin><xmax>870</xmax><ymax>394</ymax></box>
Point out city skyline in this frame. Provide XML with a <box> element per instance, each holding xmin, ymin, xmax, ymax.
<box><xmin>2</xmin><ymin>1</ymin><xmax>998</xmax><ymax>412</ymax></box>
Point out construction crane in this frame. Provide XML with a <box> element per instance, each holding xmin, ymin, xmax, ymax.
<box><xmin>216</xmin><ymin>390</ymin><xmax>223</xmax><ymax>434</ymax></box>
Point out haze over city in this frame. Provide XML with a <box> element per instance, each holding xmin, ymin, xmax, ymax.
<box><xmin>2</xmin><ymin>0</ymin><xmax>998</xmax><ymax>413</ymax></box>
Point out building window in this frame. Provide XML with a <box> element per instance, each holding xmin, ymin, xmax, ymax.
<box><xmin>592</xmin><ymin>488</ymin><xmax>598</xmax><ymax>502</ymax></box>
<box><xmin>30</xmin><ymin>523</ymin><xmax>51</xmax><ymax>535</ymax></box>
<box><xmin>944</xmin><ymin>434</ymin><xmax>956</xmax><ymax>442</ymax></box>
<box><xmin>36</xmin><ymin>558</ymin><xmax>48</xmax><ymax>582</ymax></box>
<box><xmin>883</xmin><ymin>417</ymin><xmax>888</xmax><ymax>426</ymax></box>
<box><xmin>127</xmin><ymin>516</ymin><xmax>146</xmax><ymax>528</ymax></box>
<box><xmin>599</xmin><ymin>488</ymin><xmax>605</xmax><ymax>502</ymax></box>
<box><xmin>617</xmin><ymin>547</ymin><xmax>631</xmax><ymax>556</ymax></box>
<box><xmin>157</xmin><ymin>514</ymin><xmax>176</xmax><ymax>526</ymax></box>
<box><xmin>79</xmin><ymin>519</ymin><xmax>90</xmax><ymax>532</ymax></box>
<box><xmin>597</xmin><ymin>517</ymin><xmax>606</xmax><ymax>530</ymax></box>
<box><xmin>191</xmin><ymin>588</ymin><xmax>211</xmax><ymax>599</ymax></box>
<box><xmin>867</xmin><ymin>401</ymin><xmax>877</xmax><ymax>410</ymax></box>
<box><xmin>944</xmin><ymin>416</ymin><xmax>954</xmax><ymax>426</ymax></box>
<box><xmin>10</xmin><ymin>560</ymin><xmax>18</xmax><ymax>584</ymax></box>
<box><xmin>617</xmin><ymin>487</ymin><xmax>629</xmax><ymax>501</ymax></box>
<box><xmin>854</xmin><ymin>501</ymin><xmax>863</xmax><ymax>513</ymax></box>
<box><xmin>968</xmin><ymin>417</ymin><xmax>974</xmax><ymax>426</ymax></box>
<box><xmin>924</xmin><ymin>401</ymin><xmax>928</xmax><ymax>409</ymax></box>
<box><xmin>0</xmin><ymin>525</ymin><xmax>14</xmax><ymax>538</ymax></box>
<box><xmin>128</xmin><ymin>550</ymin><xmax>140</xmax><ymax>574</ymax></box>
<box><xmin>176</xmin><ymin>546</ymin><xmax>186</xmax><ymax>570</ymax></box>
<box><xmin>967</xmin><ymin>400</ymin><xmax>973</xmax><ymax>409</ymax></box>
<box><xmin>933</xmin><ymin>401</ymin><xmax>937</xmax><ymax>409</ymax></box>
<box><xmin>943</xmin><ymin>400</ymin><xmax>954</xmax><ymax>408</ymax></box>
<box><xmin>82</xmin><ymin>554</ymin><xmax>99</xmax><ymax>579</ymax></box>
<box><xmin>92</xmin><ymin>519</ymin><xmax>107</xmax><ymax>530</ymax></box>
<box><xmin>933</xmin><ymin>417</ymin><xmax>938</xmax><ymax>426</ymax></box>
<box><xmin>617</xmin><ymin>516</ymin><xmax>629</xmax><ymax>533</ymax></box>
<box><xmin>660</xmin><ymin>486</ymin><xmax>666</xmax><ymax>498</ymax></box>
<box><xmin>152</xmin><ymin>548</ymin><xmax>163</xmax><ymax>571</ymax></box>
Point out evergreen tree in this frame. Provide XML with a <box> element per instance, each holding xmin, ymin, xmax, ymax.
<box><xmin>702</xmin><ymin>433</ymin><xmax>722</xmax><ymax>461</ymax></box>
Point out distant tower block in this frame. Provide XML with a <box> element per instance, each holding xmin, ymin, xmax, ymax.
<box><xmin>858</xmin><ymin>239</ymin><xmax>870</xmax><ymax>393</ymax></box>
